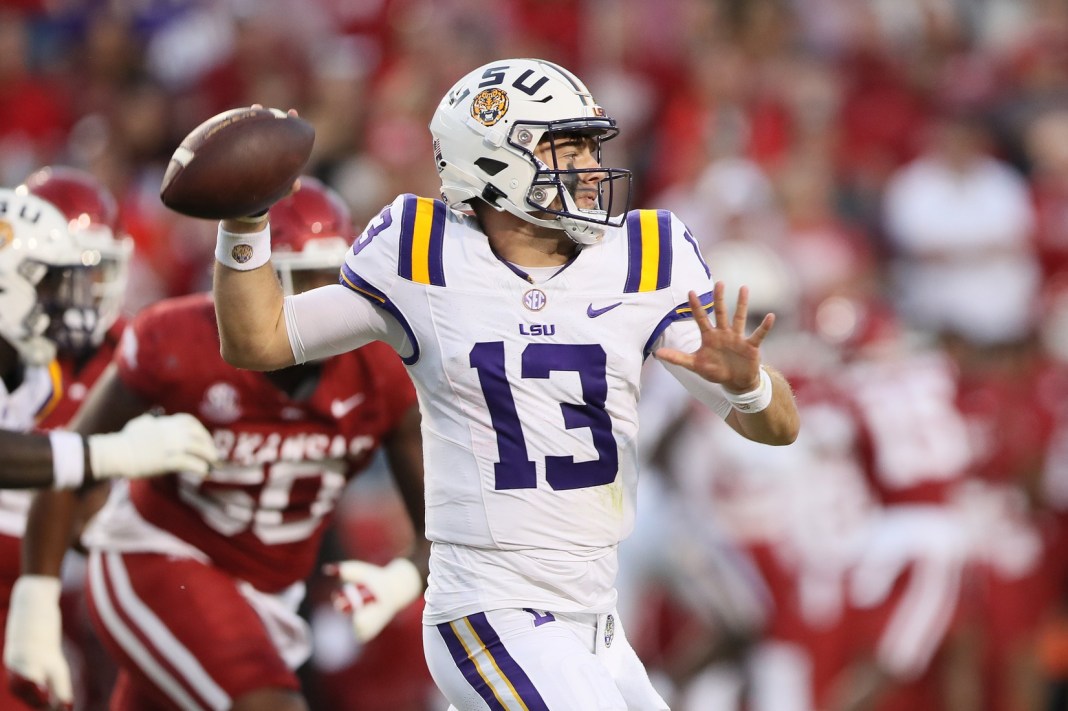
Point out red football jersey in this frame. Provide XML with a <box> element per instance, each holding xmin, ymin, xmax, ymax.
<box><xmin>839</xmin><ymin>350</ymin><xmax>973</xmax><ymax>506</ymax></box>
<box><xmin>115</xmin><ymin>293</ymin><xmax>417</xmax><ymax>592</ymax></box>
<box><xmin>38</xmin><ymin>319</ymin><xmax>126</xmax><ymax>429</ymax></box>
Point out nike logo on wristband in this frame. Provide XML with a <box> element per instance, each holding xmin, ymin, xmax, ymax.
<box><xmin>587</xmin><ymin>302</ymin><xmax>623</xmax><ymax>318</ymax></box>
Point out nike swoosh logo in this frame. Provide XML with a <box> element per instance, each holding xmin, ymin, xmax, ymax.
<box><xmin>587</xmin><ymin>302</ymin><xmax>623</xmax><ymax>318</ymax></box>
<box><xmin>330</xmin><ymin>393</ymin><xmax>366</xmax><ymax>418</ymax></box>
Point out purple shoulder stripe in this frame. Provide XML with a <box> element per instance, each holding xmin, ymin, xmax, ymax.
<box><xmin>339</xmin><ymin>263</ymin><xmax>420</xmax><ymax>365</ymax></box>
<box><xmin>642</xmin><ymin>290</ymin><xmax>715</xmax><ymax>358</ymax></box>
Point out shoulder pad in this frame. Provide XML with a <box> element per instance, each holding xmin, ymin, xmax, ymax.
<box><xmin>623</xmin><ymin>209</ymin><xmax>711</xmax><ymax>293</ymax></box>
<box><xmin>394</xmin><ymin>194</ymin><xmax>448</xmax><ymax>286</ymax></box>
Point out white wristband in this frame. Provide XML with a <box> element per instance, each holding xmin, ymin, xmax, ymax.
<box><xmin>48</xmin><ymin>430</ymin><xmax>85</xmax><ymax>489</ymax></box>
<box><xmin>216</xmin><ymin>223</ymin><xmax>271</xmax><ymax>271</ymax></box>
<box><xmin>724</xmin><ymin>366</ymin><xmax>773</xmax><ymax>414</ymax></box>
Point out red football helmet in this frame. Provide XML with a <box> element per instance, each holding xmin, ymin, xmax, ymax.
<box><xmin>16</xmin><ymin>166</ymin><xmax>133</xmax><ymax>357</ymax></box>
<box><xmin>20</xmin><ymin>165</ymin><xmax>119</xmax><ymax>234</ymax></box>
<box><xmin>269</xmin><ymin>176</ymin><xmax>354</xmax><ymax>296</ymax></box>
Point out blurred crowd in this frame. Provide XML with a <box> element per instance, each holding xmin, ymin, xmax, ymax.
<box><xmin>7</xmin><ymin>0</ymin><xmax>1068</xmax><ymax>709</ymax></box>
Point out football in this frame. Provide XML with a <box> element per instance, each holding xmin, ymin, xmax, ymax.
<box><xmin>160</xmin><ymin>107</ymin><xmax>315</xmax><ymax>220</ymax></box>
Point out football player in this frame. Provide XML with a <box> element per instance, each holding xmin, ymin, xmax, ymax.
<box><xmin>212</xmin><ymin>59</ymin><xmax>800</xmax><ymax>709</ymax></box>
<box><xmin>17</xmin><ymin>165</ymin><xmax>133</xmax><ymax>373</ymax></box>
<box><xmin>8</xmin><ymin>178</ymin><xmax>427</xmax><ymax>711</ymax></box>
<box><xmin>0</xmin><ymin>184</ymin><xmax>217</xmax><ymax>711</ymax></box>
<box><xmin>18</xmin><ymin>164</ymin><xmax>174</xmax><ymax>711</ymax></box>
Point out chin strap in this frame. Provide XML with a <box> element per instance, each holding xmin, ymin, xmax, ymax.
<box><xmin>561</xmin><ymin>218</ymin><xmax>606</xmax><ymax>245</ymax></box>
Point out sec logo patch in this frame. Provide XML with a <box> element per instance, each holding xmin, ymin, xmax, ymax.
<box><xmin>523</xmin><ymin>289</ymin><xmax>547</xmax><ymax>311</ymax></box>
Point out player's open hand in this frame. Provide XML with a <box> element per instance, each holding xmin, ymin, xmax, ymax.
<box><xmin>654</xmin><ymin>281</ymin><xmax>774</xmax><ymax>392</ymax></box>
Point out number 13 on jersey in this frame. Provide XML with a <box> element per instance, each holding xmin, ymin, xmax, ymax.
<box><xmin>470</xmin><ymin>341</ymin><xmax>619</xmax><ymax>491</ymax></box>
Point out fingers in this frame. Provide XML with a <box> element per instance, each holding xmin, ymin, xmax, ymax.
<box><xmin>170</xmin><ymin>455</ymin><xmax>211</xmax><ymax>477</ymax></box>
<box><xmin>331</xmin><ymin>587</ymin><xmax>357</xmax><ymax>614</ymax></box>
<box><xmin>713</xmin><ymin>282</ymin><xmax>773</xmax><ymax>339</ymax></box>
<box><xmin>747</xmin><ymin>313</ymin><xmax>776</xmax><ymax>348</ymax></box>
<box><xmin>286</xmin><ymin>177</ymin><xmax>302</xmax><ymax>199</ymax></box>
<box><xmin>251</xmin><ymin>102</ymin><xmax>299</xmax><ymax>119</ymax></box>
<box><xmin>688</xmin><ymin>287</ymin><xmax>719</xmax><ymax>334</ymax></box>
<box><xmin>7</xmin><ymin>673</ymin><xmax>51</xmax><ymax>708</ymax></box>
<box><xmin>183</xmin><ymin>427</ymin><xmax>219</xmax><ymax>465</ymax></box>
<box><xmin>733</xmin><ymin>285</ymin><xmax>750</xmax><ymax>333</ymax></box>
<box><xmin>7</xmin><ymin>672</ymin><xmax>72</xmax><ymax>711</ymax></box>
<box><xmin>153</xmin><ymin>414</ymin><xmax>219</xmax><ymax>471</ymax></box>
<box><xmin>334</xmin><ymin>560</ymin><xmax>376</xmax><ymax>582</ymax></box>
<box><xmin>49</xmin><ymin>669</ymin><xmax>73</xmax><ymax>711</ymax></box>
<box><xmin>327</xmin><ymin>562</ymin><xmax>395</xmax><ymax>642</ymax></box>
<box><xmin>688</xmin><ymin>290</ymin><xmax>713</xmax><ymax>335</ymax></box>
<box><xmin>162</xmin><ymin>413</ymin><xmax>216</xmax><ymax>451</ymax></box>
<box><xmin>172</xmin><ymin>413</ymin><xmax>207</xmax><ymax>429</ymax></box>
<box><xmin>711</xmin><ymin>281</ymin><xmax>727</xmax><ymax>329</ymax></box>
<box><xmin>653</xmin><ymin>347</ymin><xmax>695</xmax><ymax>371</ymax></box>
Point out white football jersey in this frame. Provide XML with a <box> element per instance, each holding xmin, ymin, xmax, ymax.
<box><xmin>341</xmin><ymin>194</ymin><xmax>720</xmax><ymax>621</ymax></box>
<box><xmin>0</xmin><ymin>360</ymin><xmax>62</xmax><ymax>536</ymax></box>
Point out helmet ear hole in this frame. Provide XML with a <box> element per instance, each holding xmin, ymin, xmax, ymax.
<box><xmin>474</xmin><ymin>158</ymin><xmax>508</xmax><ymax>176</ymax></box>
<box><xmin>480</xmin><ymin>183</ymin><xmax>507</xmax><ymax>206</ymax></box>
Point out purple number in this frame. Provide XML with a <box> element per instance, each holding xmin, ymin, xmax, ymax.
<box><xmin>352</xmin><ymin>205</ymin><xmax>393</xmax><ymax>257</ymax></box>
<box><xmin>470</xmin><ymin>341</ymin><xmax>537</xmax><ymax>490</ymax></box>
<box><xmin>470</xmin><ymin>342</ymin><xmax>618</xmax><ymax>491</ymax></box>
<box><xmin>523</xmin><ymin>344</ymin><xmax>617</xmax><ymax>490</ymax></box>
<box><xmin>524</xmin><ymin>608</ymin><xmax>556</xmax><ymax>627</ymax></box>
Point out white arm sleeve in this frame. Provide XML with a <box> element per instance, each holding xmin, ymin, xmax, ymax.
<box><xmin>651</xmin><ymin>319</ymin><xmax>733</xmax><ymax>419</ymax></box>
<box><xmin>283</xmin><ymin>284</ymin><xmax>412</xmax><ymax>364</ymax></box>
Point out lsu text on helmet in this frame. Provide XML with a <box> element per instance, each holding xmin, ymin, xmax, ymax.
<box><xmin>0</xmin><ymin>189</ymin><xmax>86</xmax><ymax>365</ymax></box>
<box><xmin>17</xmin><ymin>166</ymin><xmax>133</xmax><ymax>357</ymax></box>
<box><xmin>429</xmin><ymin>58</ymin><xmax>632</xmax><ymax>245</ymax></box>
<box><xmin>269</xmin><ymin>176</ymin><xmax>354</xmax><ymax>296</ymax></box>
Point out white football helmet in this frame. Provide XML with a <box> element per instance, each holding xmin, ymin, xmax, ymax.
<box><xmin>429</xmin><ymin>58</ymin><xmax>631</xmax><ymax>245</ymax></box>
<box><xmin>0</xmin><ymin>189</ymin><xmax>85</xmax><ymax>365</ymax></box>
<box><xmin>16</xmin><ymin>166</ymin><xmax>133</xmax><ymax>358</ymax></box>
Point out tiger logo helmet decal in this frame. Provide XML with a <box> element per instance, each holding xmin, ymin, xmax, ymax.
<box><xmin>471</xmin><ymin>88</ymin><xmax>509</xmax><ymax>126</ymax></box>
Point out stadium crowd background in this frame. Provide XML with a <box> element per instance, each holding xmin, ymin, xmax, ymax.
<box><xmin>6</xmin><ymin>0</ymin><xmax>1068</xmax><ymax>709</ymax></box>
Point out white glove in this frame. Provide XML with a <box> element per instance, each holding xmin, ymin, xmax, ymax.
<box><xmin>4</xmin><ymin>575</ymin><xmax>72</xmax><ymax>710</ymax></box>
<box><xmin>331</xmin><ymin>558</ymin><xmax>423</xmax><ymax>642</ymax></box>
<box><xmin>88</xmin><ymin>412</ymin><xmax>217</xmax><ymax>480</ymax></box>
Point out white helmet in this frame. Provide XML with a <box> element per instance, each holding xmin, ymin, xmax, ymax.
<box><xmin>16</xmin><ymin>166</ymin><xmax>133</xmax><ymax>357</ymax></box>
<box><xmin>0</xmin><ymin>189</ymin><xmax>84</xmax><ymax>365</ymax></box>
<box><xmin>429</xmin><ymin>58</ymin><xmax>631</xmax><ymax>245</ymax></box>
